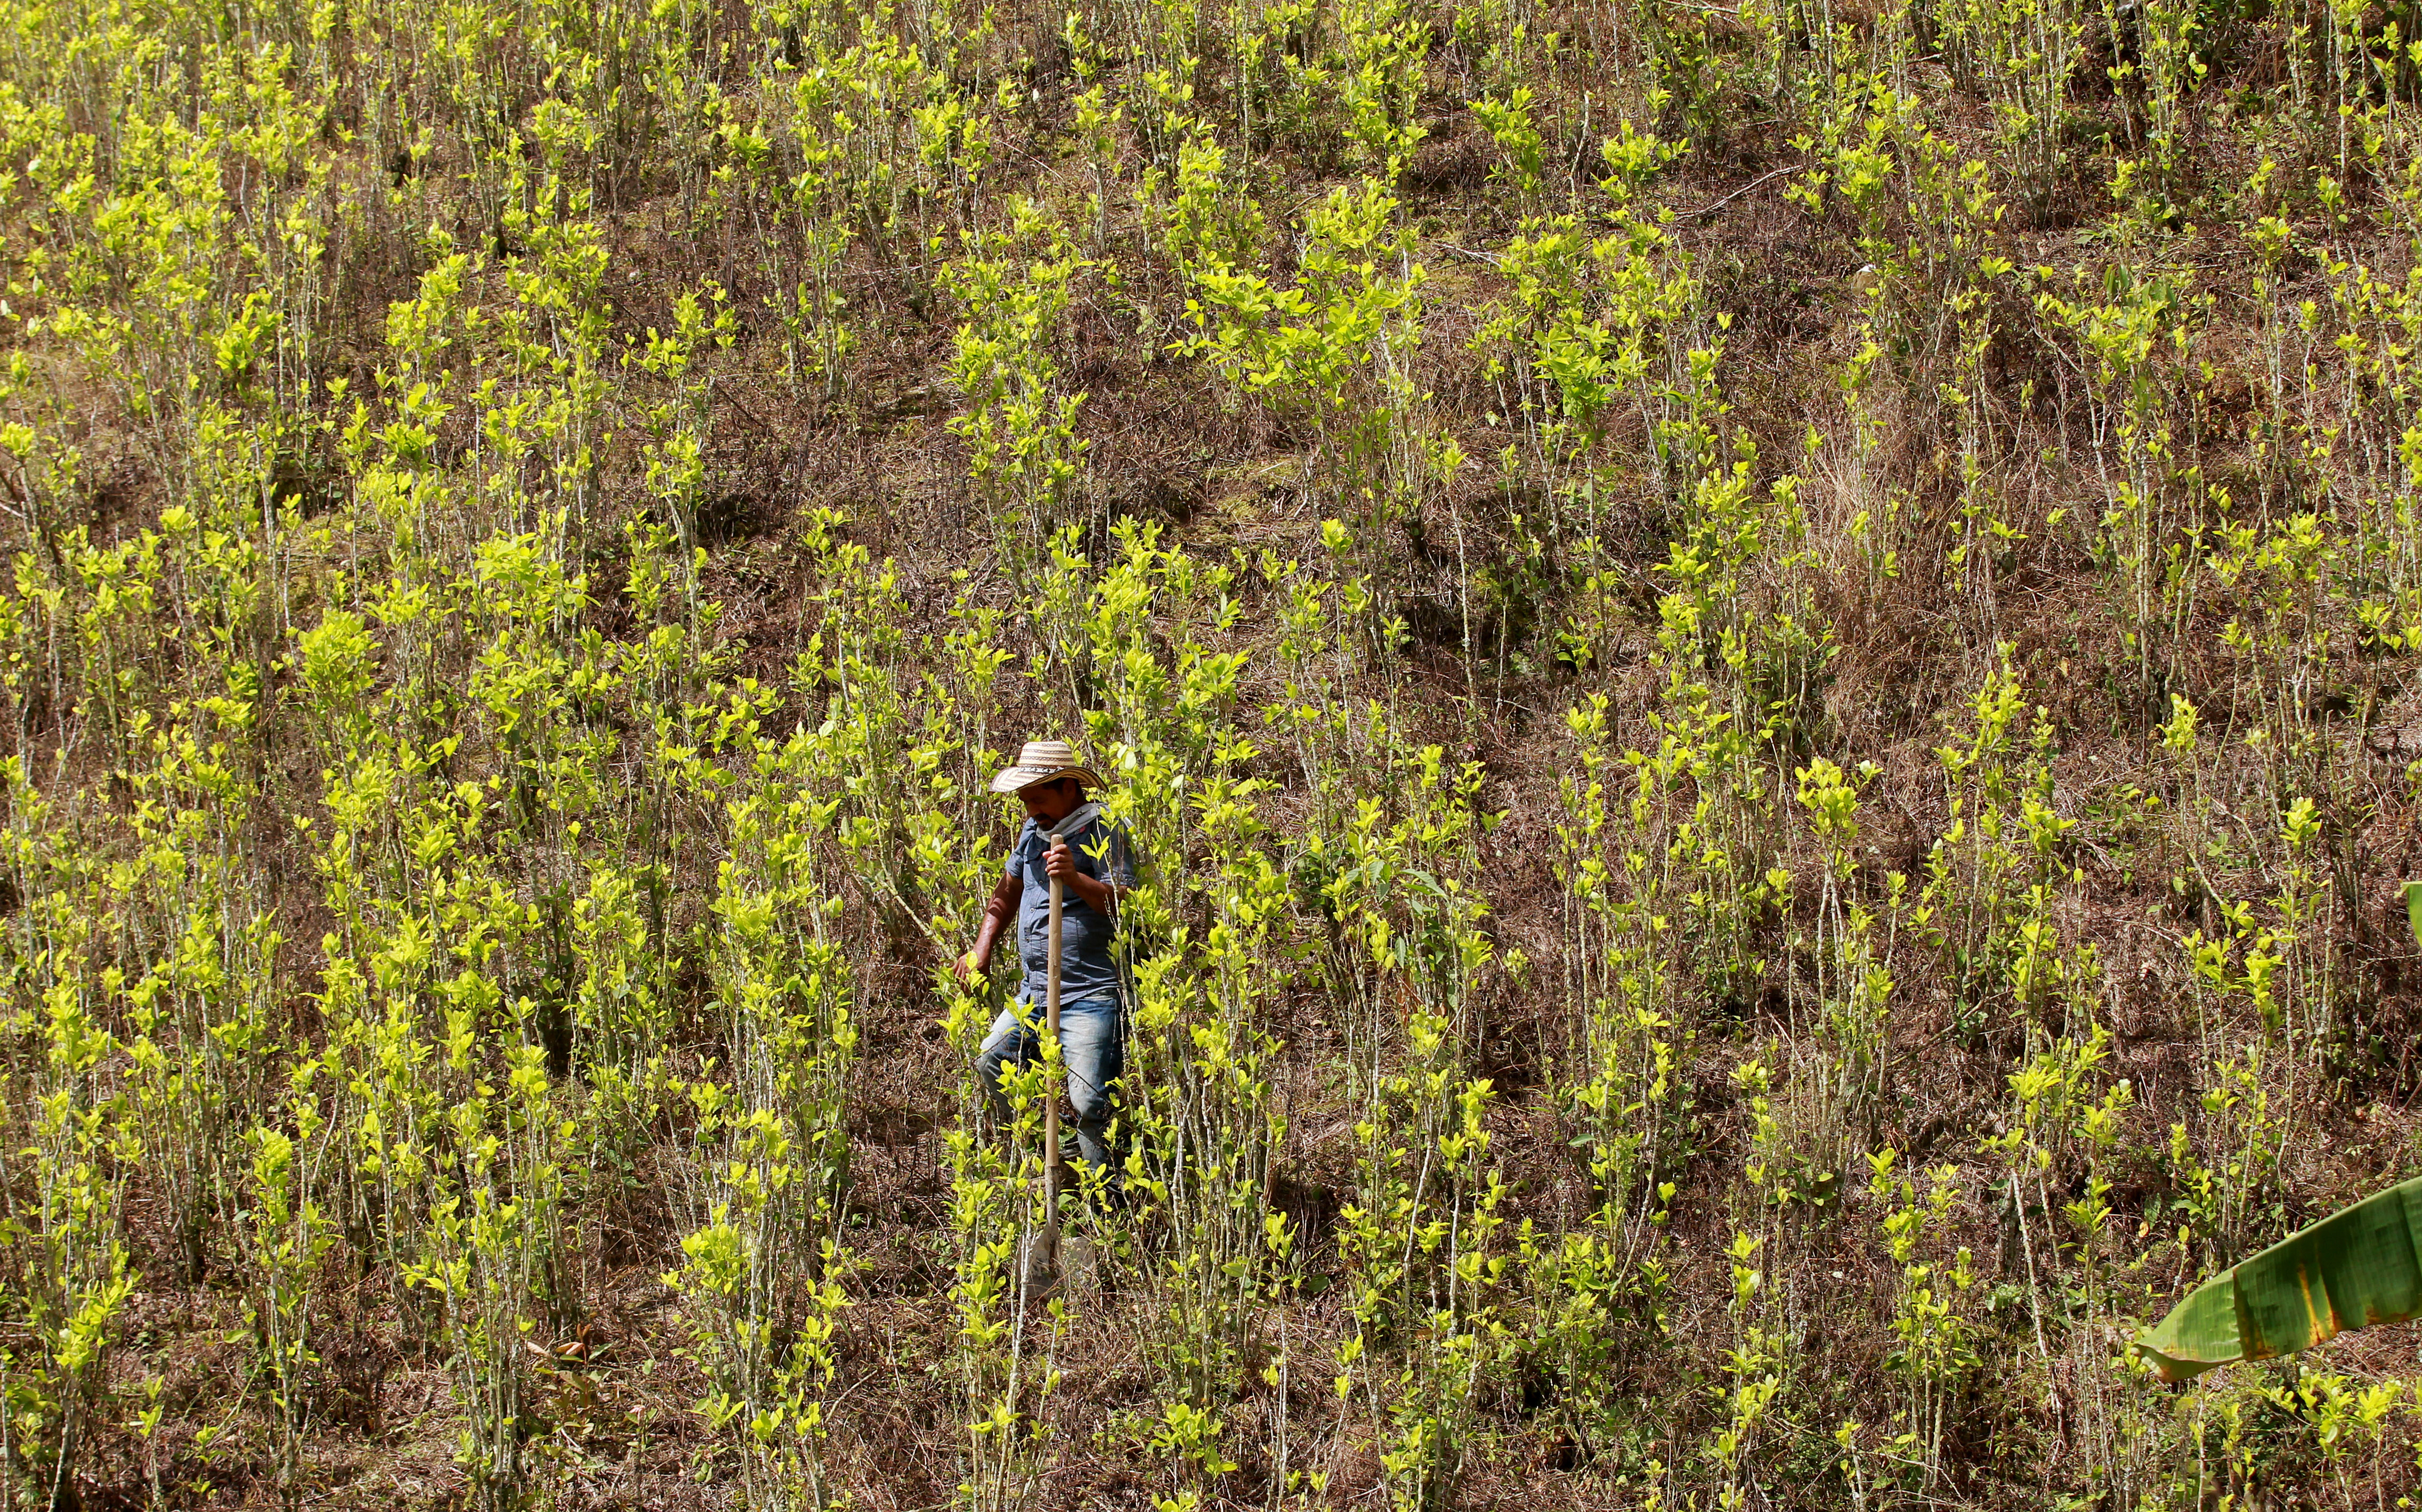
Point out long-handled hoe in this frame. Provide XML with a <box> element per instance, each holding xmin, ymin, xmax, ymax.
<box><xmin>1019</xmin><ymin>800</ymin><xmax>1101</xmax><ymax>1304</ymax></box>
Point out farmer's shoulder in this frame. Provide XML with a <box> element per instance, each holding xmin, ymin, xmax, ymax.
<box><xmin>1005</xmin><ymin>817</ymin><xmax>1043</xmax><ymax>868</ymax></box>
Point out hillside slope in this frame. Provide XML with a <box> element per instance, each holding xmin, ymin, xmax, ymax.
<box><xmin>0</xmin><ymin>0</ymin><xmax>2417</xmax><ymax>1505</ymax></box>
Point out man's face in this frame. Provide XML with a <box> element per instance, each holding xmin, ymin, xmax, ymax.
<box><xmin>1017</xmin><ymin>778</ymin><xmax>1079</xmax><ymax>826</ymax></box>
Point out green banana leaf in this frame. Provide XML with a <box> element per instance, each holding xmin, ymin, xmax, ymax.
<box><xmin>2139</xmin><ymin>1176</ymin><xmax>2422</xmax><ymax>1382</ymax></box>
<box><xmin>2407</xmin><ymin>881</ymin><xmax>2422</xmax><ymax>952</ymax></box>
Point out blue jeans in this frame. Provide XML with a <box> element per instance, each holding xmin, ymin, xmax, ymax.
<box><xmin>976</xmin><ymin>993</ymin><xmax>1124</xmax><ymax>1173</ymax></box>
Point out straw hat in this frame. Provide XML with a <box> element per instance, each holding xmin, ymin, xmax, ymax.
<box><xmin>989</xmin><ymin>738</ymin><xmax>1104</xmax><ymax>794</ymax></box>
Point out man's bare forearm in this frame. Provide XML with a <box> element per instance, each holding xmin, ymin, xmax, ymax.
<box><xmin>971</xmin><ymin>896</ymin><xmax>1014</xmax><ymax>966</ymax></box>
<box><xmin>962</xmin><ymin>880</ymin><xmax>1018</xmax><ymax>978</ymax></box>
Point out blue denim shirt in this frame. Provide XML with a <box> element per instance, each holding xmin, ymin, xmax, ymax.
<box><xmin>1005</xmin><ymin>814</ymin><xmax>1135</xmax><ymax>1005</ymax></box>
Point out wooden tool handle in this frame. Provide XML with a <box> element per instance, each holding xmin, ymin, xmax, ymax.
<box><xmin>1045</xmin><ymin>872</ymin><xmax>1063</xmax><ymax>1220</ymax></box>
